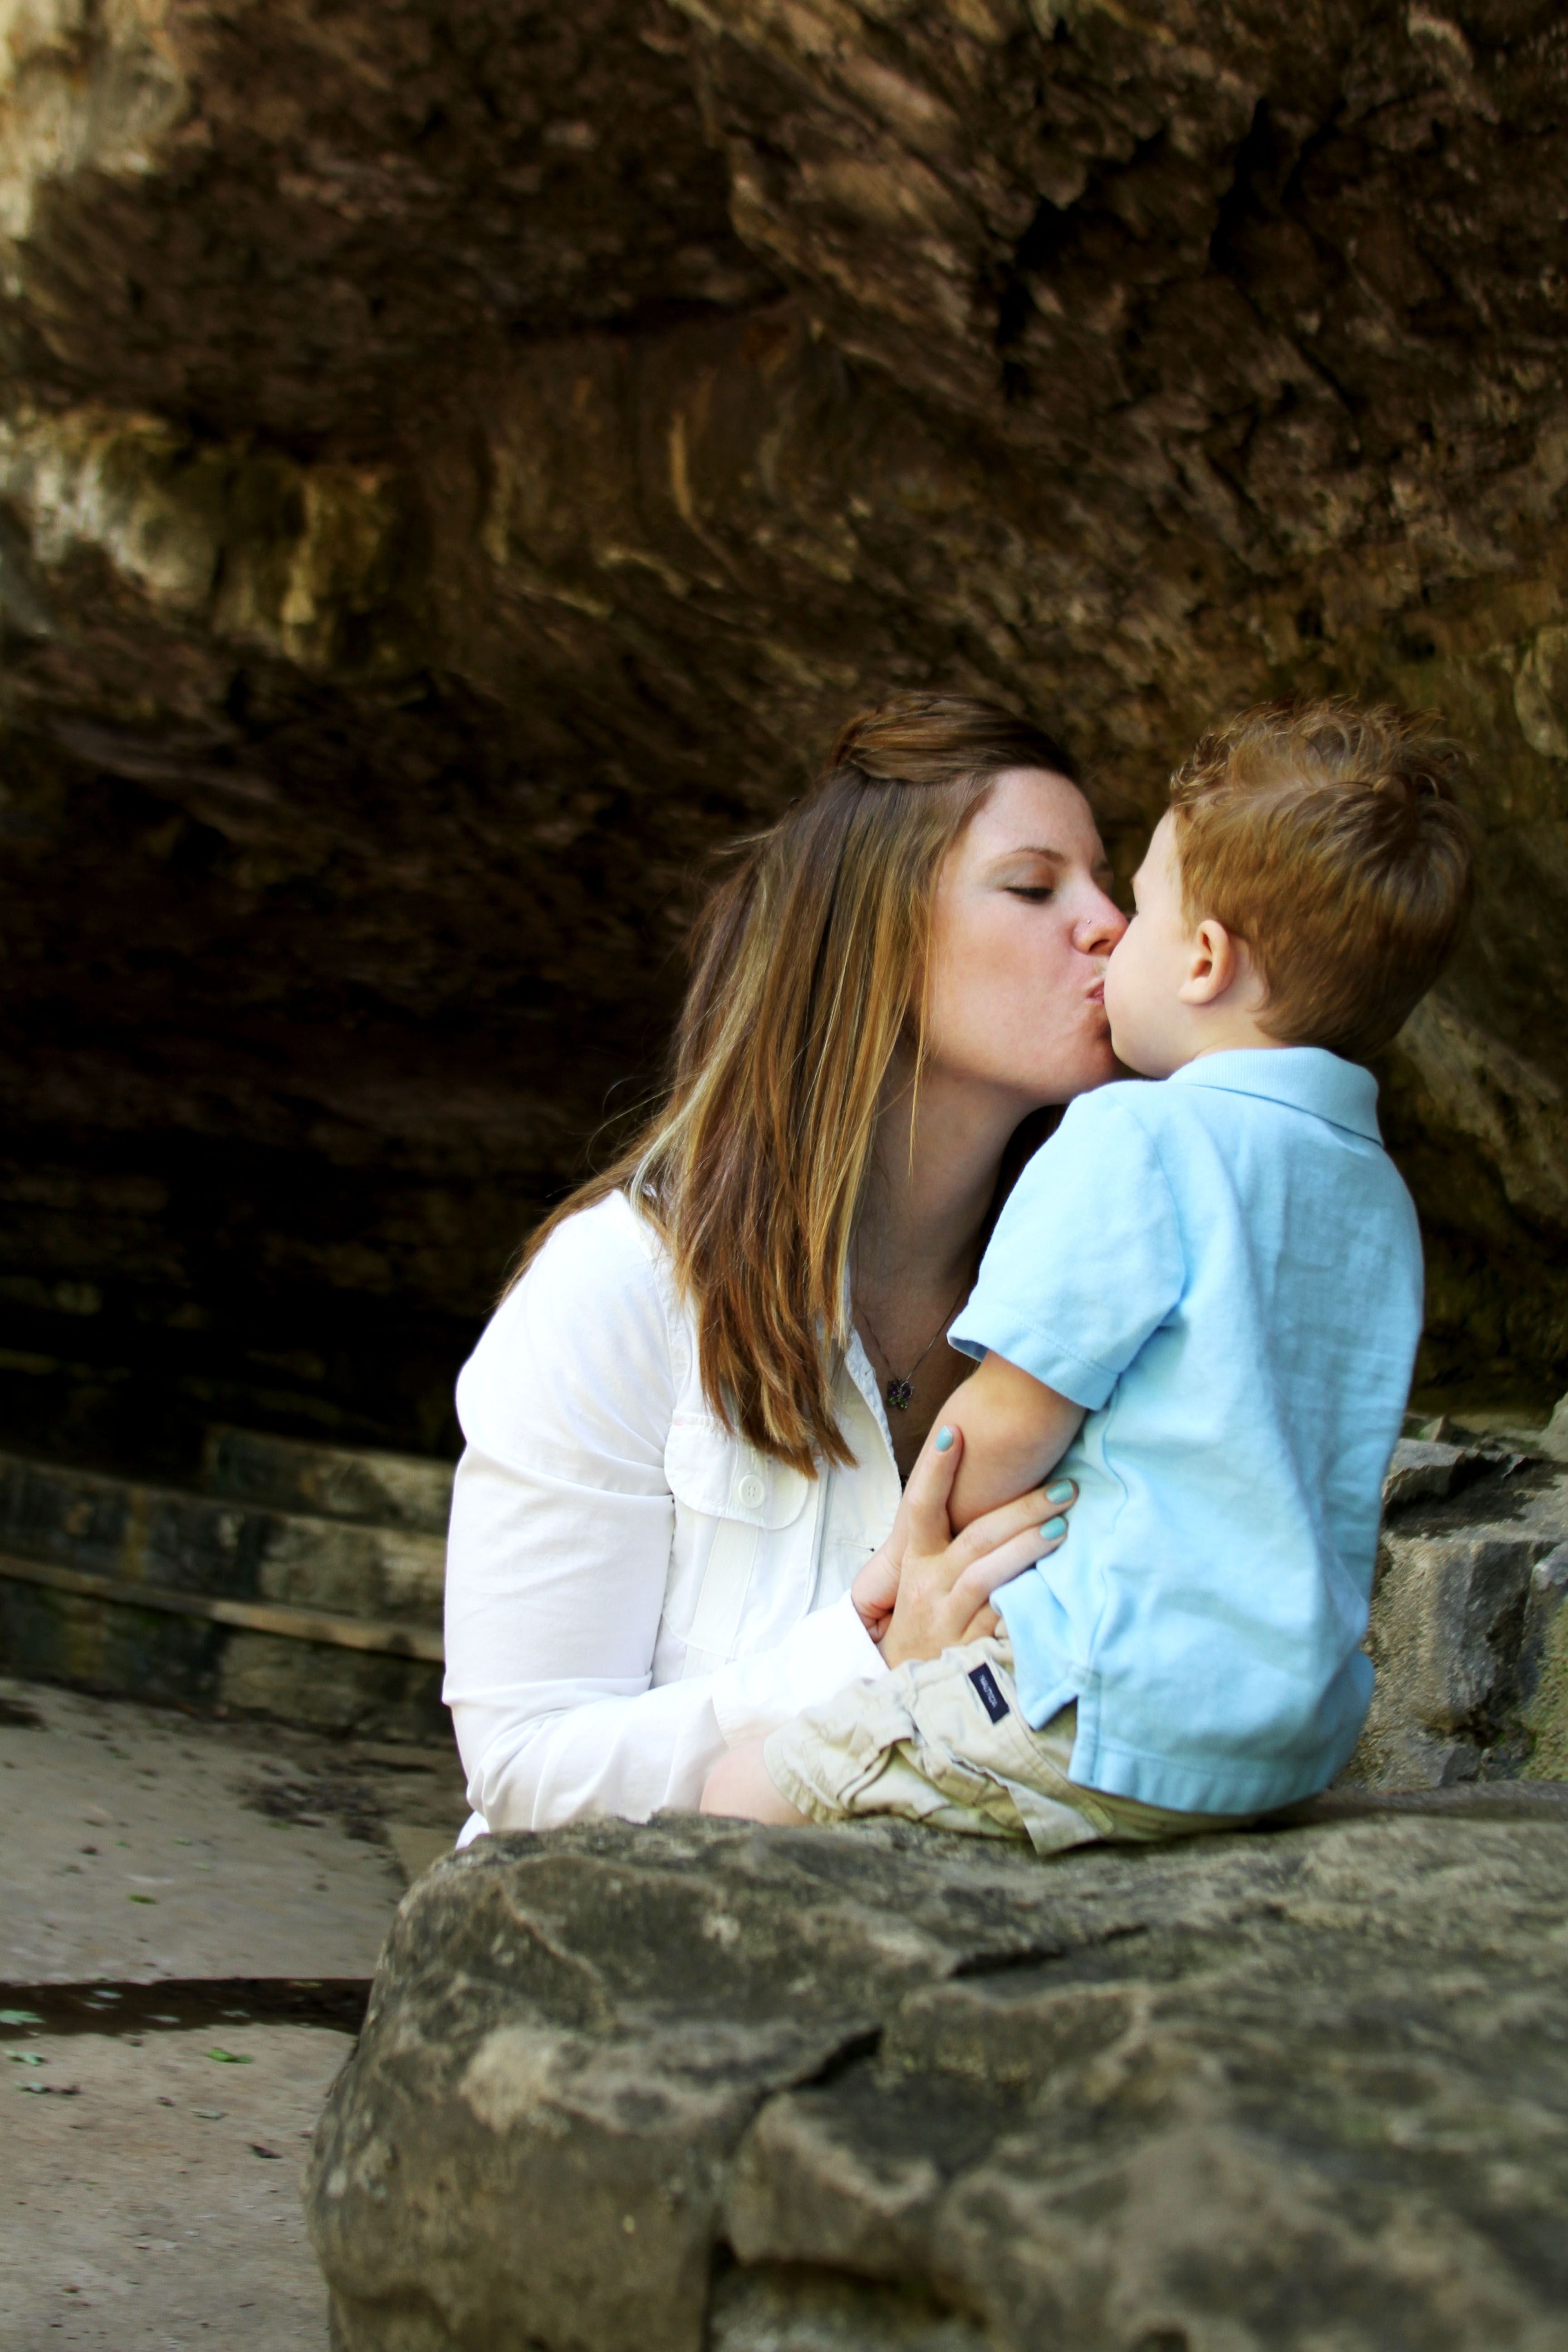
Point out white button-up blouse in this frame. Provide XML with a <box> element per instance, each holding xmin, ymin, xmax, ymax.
<box><xmin>443</xmin><ymin>1189</ymin><xmax>899</xmax><ymax>1834</ymax></box>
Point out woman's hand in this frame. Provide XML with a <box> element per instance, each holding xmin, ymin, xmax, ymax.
<box><xmin>850</xmin><ymin>1424</ymin><xmax>1074</xmax><ymax>1667</ymax></box>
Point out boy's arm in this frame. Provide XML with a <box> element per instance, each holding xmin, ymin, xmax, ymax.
<box><xmin>943</xmin><ymin>1351</ymin><xmax>1085</xmax><ymax>1532</ymax></box>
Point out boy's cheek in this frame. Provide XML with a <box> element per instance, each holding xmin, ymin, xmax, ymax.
<box><xmin>1104</xmin><ymin>965</ymin><xmax>1158</xmax><ymax>1073</ymax></box>
<box><xmin>1102</xmin><ymin>954</ymin><xmax>1133</xmax><ymax>1039</ymax></box>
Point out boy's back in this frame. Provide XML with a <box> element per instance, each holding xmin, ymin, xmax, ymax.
<box><xmin>951</xmin><ymin>1044</ymin><xmax>1422</xmax><ymax>1816</ymax></box>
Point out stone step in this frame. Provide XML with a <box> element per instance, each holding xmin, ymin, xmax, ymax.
<box><xmin>0</xmin><ymin>1442</ymin><xmax>449</xmax><ymax>1738</ymax></box>
<box><xmin>0</xmin><ymin>1450</ymin><xmax>447</xmax><ymax>1627</ymax></box>
<box><xmin>202</xmin><ymin>1426</ymin><xmax>454</xmax><ymax>1537</ymax></box>
<box><xmin>0</xmin><ymin>1569</ymin><xmax>444</xmax><ymax>1741</ymax></box>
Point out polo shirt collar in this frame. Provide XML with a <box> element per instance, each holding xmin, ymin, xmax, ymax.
<box><xmin>1168</xmin><ymin>1047</ymin><xmax>1381</xmax><ymax>1141</ymax></box>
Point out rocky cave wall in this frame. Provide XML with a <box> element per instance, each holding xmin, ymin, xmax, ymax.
<box><xmin>2</xmin><ymin>0</ymin><xmax>1568</xmax><ymax>1469</ymax></box>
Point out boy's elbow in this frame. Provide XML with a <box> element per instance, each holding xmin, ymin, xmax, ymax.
<box><xmin>948</xmin><ymin>1410</ymin><xmax>1056</xmax><ymax>1523</ymax></box>
<box><xmin>946</xmin><ymin>1358</ymin><xmax>1081</xmax><ymax>1520</ymax></box>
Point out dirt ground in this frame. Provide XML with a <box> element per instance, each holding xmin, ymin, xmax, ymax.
<box><xmin>0</xmin><ymin>1673</ymin><xmax>470</xmax><ymax>2350</ymax></box>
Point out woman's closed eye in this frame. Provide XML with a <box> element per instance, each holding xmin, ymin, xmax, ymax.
<box><xmin>1006</xmin><ymin>885</ymin><xmax>1054</xmax><ymax>902</ymax></box>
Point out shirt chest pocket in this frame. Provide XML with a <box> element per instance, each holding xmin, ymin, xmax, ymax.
<box><xmin>664</xmin><ymin>1415</ymin><xmax>813</xmax><ymax>1671</ymax></box>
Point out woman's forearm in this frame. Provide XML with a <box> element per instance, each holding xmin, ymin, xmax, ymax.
<box><xmin>452</xmin><ymin>1677</ymin><xmax>730</xmax><ymax>1829</ymax></box>
<box><xmin>449</xmin><ymin>1589</ymin><xmax>885</xmax><ymax>1830</ymax></box>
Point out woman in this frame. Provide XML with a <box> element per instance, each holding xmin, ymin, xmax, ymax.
<box><xmin>444</xmin><ymin>694</ymin><xmax>1127</xmax><ymax>1835</ymax></box>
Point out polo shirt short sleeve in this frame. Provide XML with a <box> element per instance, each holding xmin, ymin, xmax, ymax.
<box><xmin>955</xmin><ymin>1088</ymin><xmax>1185</xmax><ymax>1413</ymax></box>
<box><xmin>950</xmin><ymin>1049</ymin><xmax>1424</xmax><ymax>1818</ymax></box>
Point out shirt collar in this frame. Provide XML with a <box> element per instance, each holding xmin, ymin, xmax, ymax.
<box><xmin>1167</xmin><ymin>1046</ymin><xmax>1382</xmax><ymax>1141</ymax></box>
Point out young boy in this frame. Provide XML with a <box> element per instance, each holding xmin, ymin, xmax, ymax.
<box><xmin>703</xmin><ymin>700</ymin><xmax>1475</xmax><ymax>1850</ymax></box>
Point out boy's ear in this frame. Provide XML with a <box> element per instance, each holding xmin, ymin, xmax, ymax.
<box><xmin>1177</xmin><ymin>917</ymin><xmax>1242</xmax><ymax>1007</ymax></box>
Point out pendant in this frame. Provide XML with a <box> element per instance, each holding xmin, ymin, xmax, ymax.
<box><xmin>886</xmin><ymin>1377</ymin><xmax>914</xmax><ymax>1411</ymax></box>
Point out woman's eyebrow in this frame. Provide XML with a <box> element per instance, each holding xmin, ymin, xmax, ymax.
<box><xmin>993</xmin><ymin>844</ymin><xmax>1066</xmax><ymax>867</ymax></box>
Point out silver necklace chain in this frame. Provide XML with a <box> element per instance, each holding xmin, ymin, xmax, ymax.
<box><xmin>855</xmin><ymin>1280</ymin><xmax>970</xmax><ymax>1411</ymax></box>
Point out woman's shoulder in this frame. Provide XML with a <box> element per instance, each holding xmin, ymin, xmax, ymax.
<box><xmin>498</xmin><ymin>1189</ymin><xmax>681</xmax><ymax>1344</ymax></box>
<box><xmin>527</xmin><ymin>1186</ymin><xmax>671</xmax><ymax>1288</ymax></box>
<box><xmin>457</xmin><ymin>1191</ymin><xmax>688</xmax><ymax>1447</ymax></box>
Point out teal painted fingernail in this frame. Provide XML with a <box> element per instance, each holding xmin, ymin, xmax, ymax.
<box><xmin>935</xmin><ymin>1426</ymin><xmax>955</xmax><ymax>1452</ymax></box>
<box><xmin>1040</xmin><ymin>1516</ymin><xmax>1068</xmax><ymax>1541</ymax></box>
<box><xmin>1045</xmin><ymin>1480</ymin><xmax>1074</xmax><ymax>1504</ymax></box>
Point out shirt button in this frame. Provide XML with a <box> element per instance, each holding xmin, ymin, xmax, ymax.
<box><xmin>737</xmin><ymin>1473</ymin><xmax>766</xmax><ymax>1510</ymax></box>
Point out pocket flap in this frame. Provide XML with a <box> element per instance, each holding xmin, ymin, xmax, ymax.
<box><xmin>664</xmin><ymin>1414</ymin><xmax>810</xmax><ymax>1529</ymax></box>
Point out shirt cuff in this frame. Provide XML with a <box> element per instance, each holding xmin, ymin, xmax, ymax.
<box><xmin>711</xmin><ymin>1590</ymin><xmax>887</xmax><ymax>1748</ymax></box>
<box><xmin>949</xmin><ymin>1310</ymin><xmax>1119</xmax><ymax>1411</ymax></box>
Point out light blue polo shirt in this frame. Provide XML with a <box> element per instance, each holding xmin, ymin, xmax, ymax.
<box><xmin>950</xmin><ymin>1048</ymin><xmax>1422</xmax><ymax>1816</ymax></box>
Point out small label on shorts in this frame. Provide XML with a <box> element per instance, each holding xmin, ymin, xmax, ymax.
<box><xmin>968</xmin><ymin>1663</ymin><xmax>1010</xmax><ymax>1723</ymax></box>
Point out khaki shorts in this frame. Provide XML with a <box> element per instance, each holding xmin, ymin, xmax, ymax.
<box><xmin>764</xmin><ymin>1635</ymin><xmax>1254</xmax><ymax>1857</ymax></box>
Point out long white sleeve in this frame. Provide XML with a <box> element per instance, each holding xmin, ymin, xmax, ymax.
<box><xmin>442</xmin><ymin>1195</ymin><xmax>885</xmax><ymax>1832</ymax></box>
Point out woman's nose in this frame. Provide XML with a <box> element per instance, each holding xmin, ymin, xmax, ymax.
<box><xmin>1075</xmin><ymin>885</ymin><xmax>1127</xmax><ymax>955</ymax></box>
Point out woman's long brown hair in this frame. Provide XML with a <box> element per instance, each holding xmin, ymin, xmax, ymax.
<box><xmin>517</xmin><ymin>693</ymin><xmax>1078</xmax><ymax>1475</ymax></box>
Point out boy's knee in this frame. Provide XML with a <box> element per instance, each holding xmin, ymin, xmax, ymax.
<box><xmin>701</xmin><ymin>1739</ymin><xmax>806</xmax><ymax>1824</ymax></box>
<box><xmin>699</xmin><ymin>1746</ymin><xmax>747</xmax><ymax>1814</ymax></box>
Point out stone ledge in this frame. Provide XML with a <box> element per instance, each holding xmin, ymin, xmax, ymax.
<box><xmin>304</xmin><ymin>1807</ymin><xmax>1568</xmax><ymax>2352</ymax></box>
<box><xmin>1351</xmin><ymin>1446</ymin><xmax>1568</xmax><ymax>1787</ymax></box>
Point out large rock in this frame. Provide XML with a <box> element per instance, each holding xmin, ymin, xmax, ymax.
<box><xmin>1350</xmin><ymin>1435</ymin><xmax>1568</xmax><ymax>1787</ymax></box>
<box><xmin>304</xmin><ymin>1804</ymin><xmax>1568</xmax><ymax>2351</ymax></box>
<box><xmin>4</xmin><ymin>3</ymin><xmax>1568</xmax><ymax>1460</ymax></box>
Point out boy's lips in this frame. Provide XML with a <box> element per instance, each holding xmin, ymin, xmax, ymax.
<box><xmin>1086</xmin><ymin>980</ymin><xmax>1105</xmax><ymax>1006</ymax></box>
